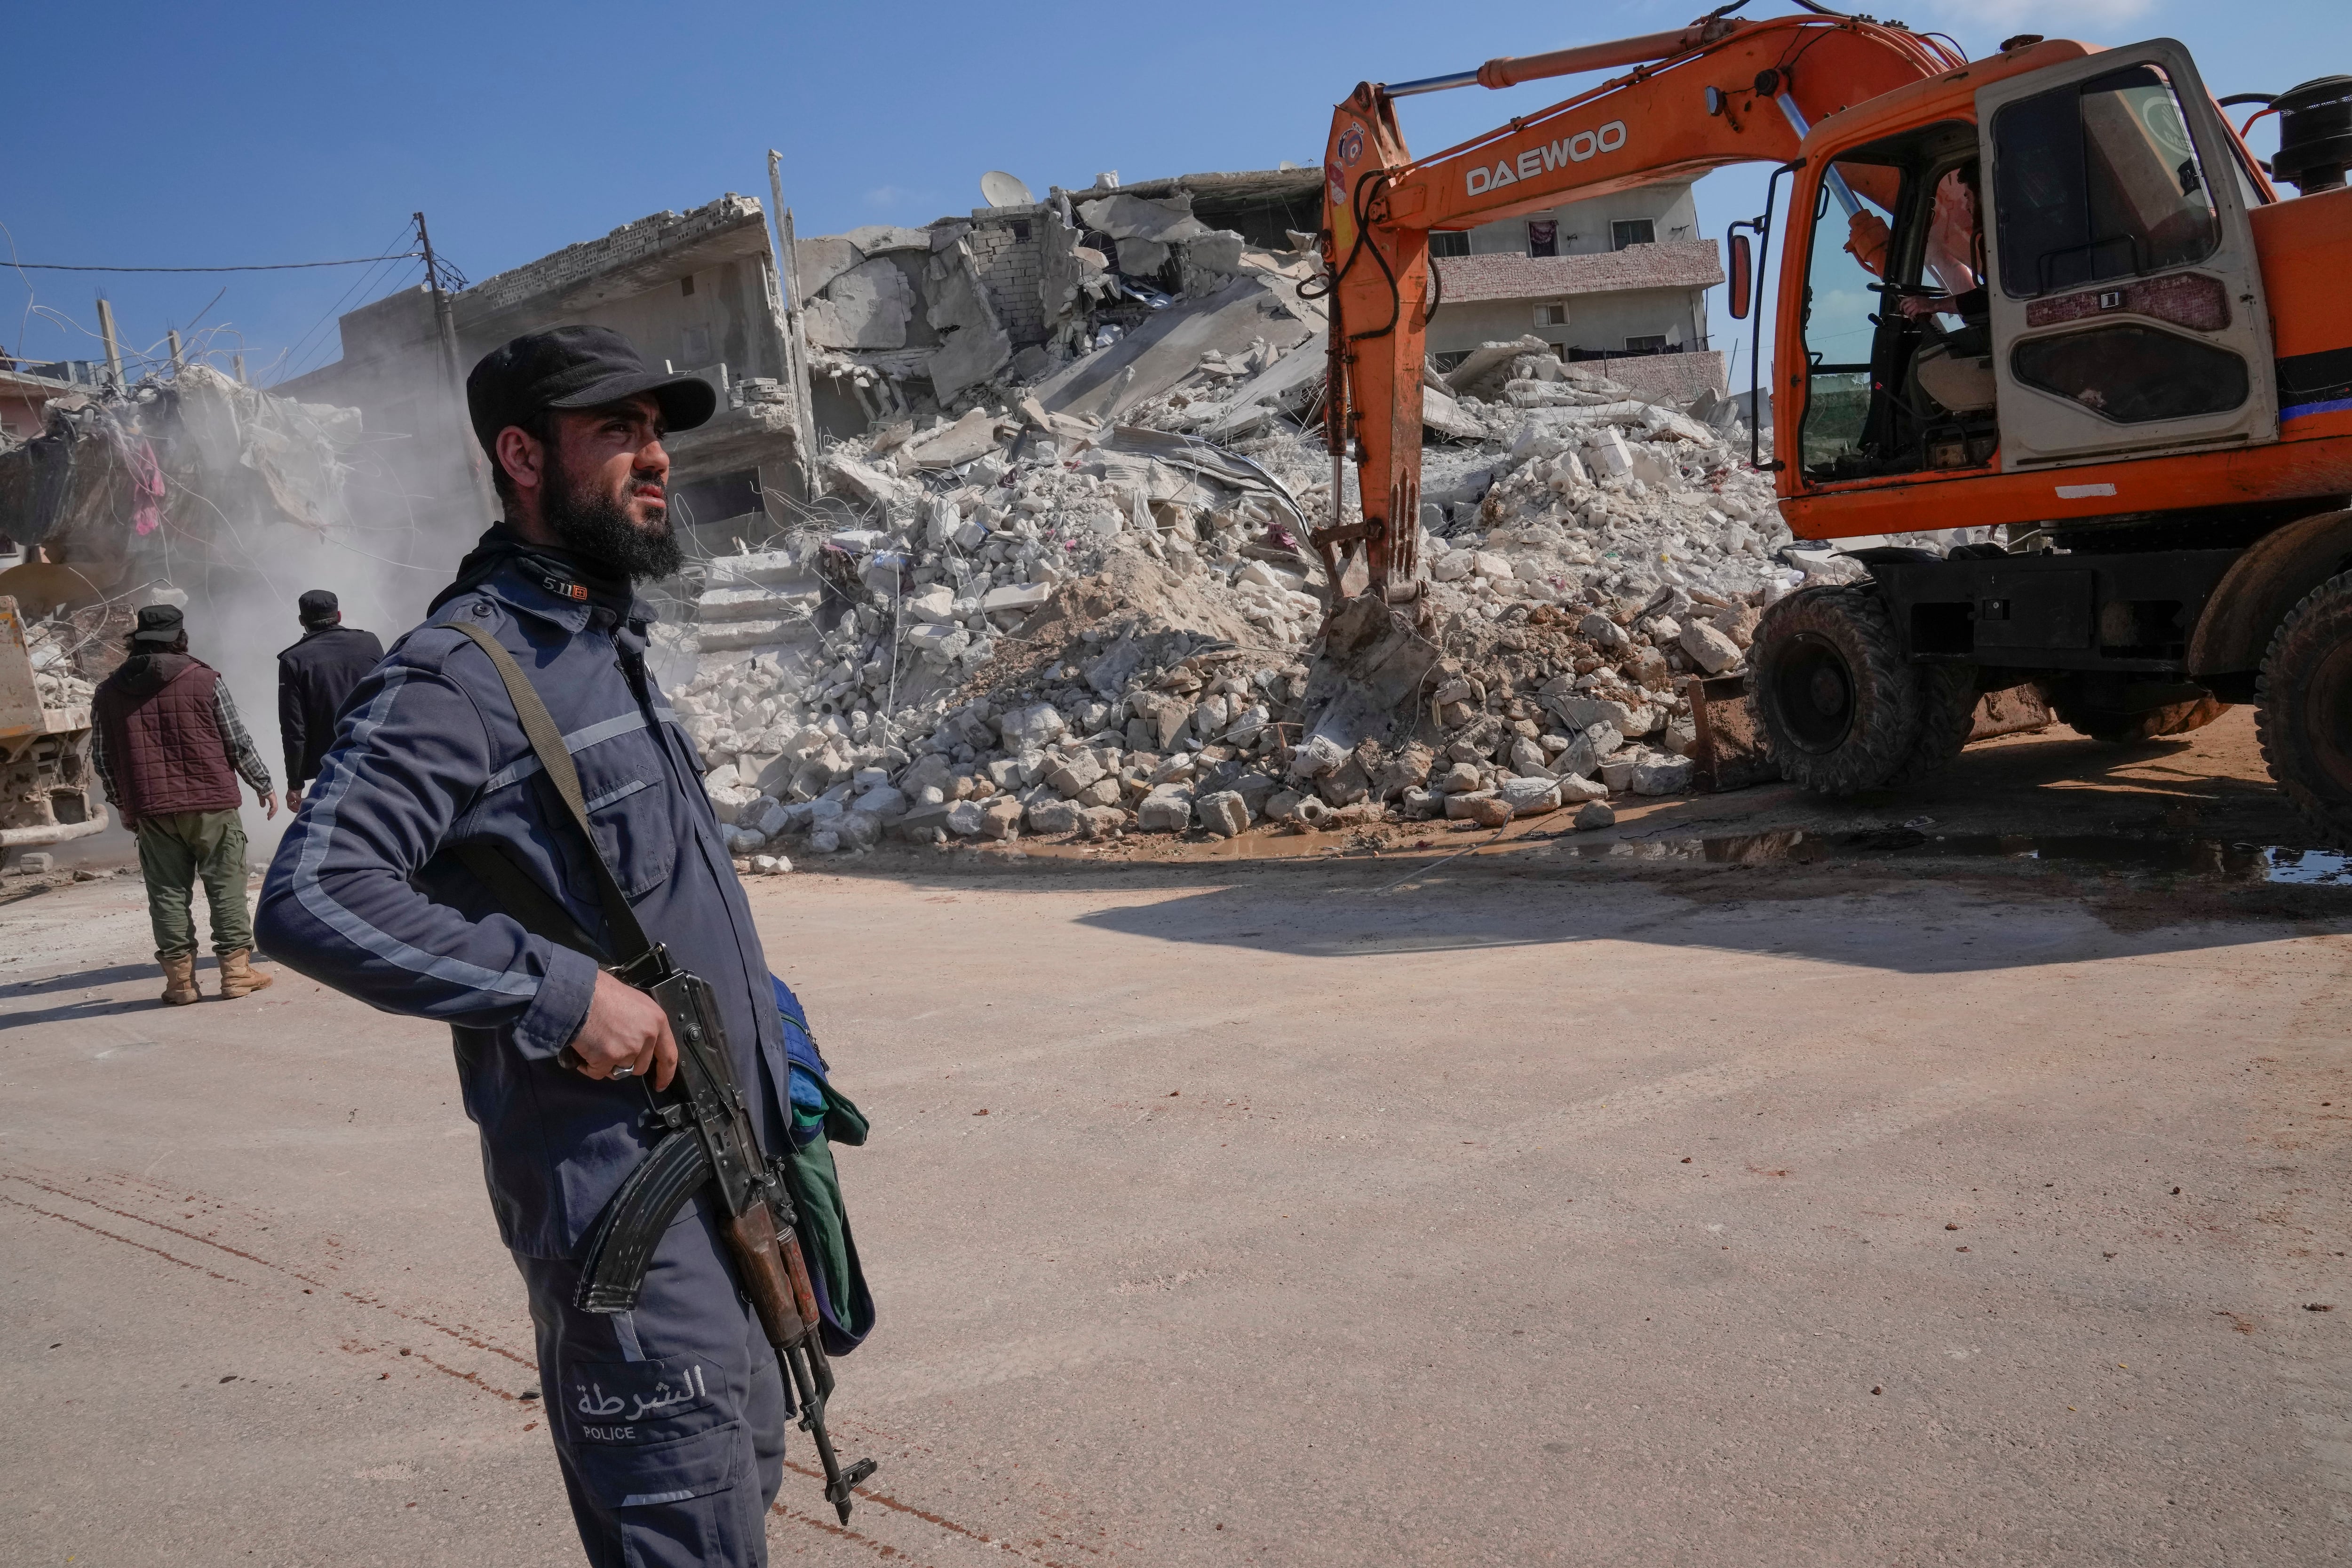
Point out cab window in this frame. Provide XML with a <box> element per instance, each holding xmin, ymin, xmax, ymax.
<box><xmin>1991</xmin><ymin>63</ymin><xmax>2219</xmax><ymax>297</ymax></box>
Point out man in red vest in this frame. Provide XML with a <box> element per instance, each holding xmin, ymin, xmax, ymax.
<box><xmin>90</xmin><ymin>604</ymin><xmax>281</xmax><ymax>1004</ymax></box>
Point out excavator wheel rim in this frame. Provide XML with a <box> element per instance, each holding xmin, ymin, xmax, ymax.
<box><xmin>1748</xmin><ymin>584</ymin><xmax>1922</xmax><ymax>796</ymax></box>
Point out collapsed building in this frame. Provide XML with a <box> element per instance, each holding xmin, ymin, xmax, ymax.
<box><xmin>658</xmin><ymin>161</ymin><xmax>1804</xmax><ymax>867</ymax></box>
<box><xmin>0</xmin><ymin>363</ymin><xmax>376</xmax><ymax>852</ymax></box>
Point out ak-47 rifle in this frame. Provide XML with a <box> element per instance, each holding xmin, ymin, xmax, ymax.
<box><xmin>452</xmin><ymin>622</ymin><xmax>876</xmax><ymax>1524</ymax></box>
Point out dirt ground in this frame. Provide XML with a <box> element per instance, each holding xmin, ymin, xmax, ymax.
<box><xmin>4</xmin><ymin>708</ymin><xmax>2348</xmax><ymax>1566</ymax></box>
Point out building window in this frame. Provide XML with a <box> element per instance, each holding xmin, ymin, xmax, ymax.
<box><xmin>1010</xmin><ymin>220</ymin><xmax>1032</xmax><ymax>243</ymax></box>
<box><xmin>1429</xmin><ymin>231</ymin><xmax>1470</xmax><ymax>258</ymax></box>
<box><xmin>1611</xmin><ymin>219</ymin><xmax>1656</xmax><ymax>250</ymax></box>
<box><xmin>680</xmin><ymin>274</ymin><xmax>696</xmax><ymax>297</ymax></box>
<box><xmin>1527</xmin><ymin>220</ymin><xmax>1558</xmax><ymax>258</ymax></box>
<box><xmin>1626</xmin><ymin>334</ymin><xmax>1669</xmax><ymax>352</ymax></box>
<box><xmin>1535</xmin><ymin>303</ymin><xmax>1568</xmax><ymax>326</ymax></box>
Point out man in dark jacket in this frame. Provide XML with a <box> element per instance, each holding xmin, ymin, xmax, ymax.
<box><xmin>257</xmin><ymin>327</ymin><xmax>803</xmax><ymax>1567</ymax></box>
<box><xmin>91</xmin><ymin>605</ymin><xmax>280</xmax><ymax>1004</ymax></box>
<box><xmin>277</xmin><ymin>588</ymin><xmax>382</xmax><ymax>805</ymax></box>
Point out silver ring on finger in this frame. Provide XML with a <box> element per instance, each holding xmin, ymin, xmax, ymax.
<box><xmin>610</xmin><ymin>1064</ymin><xmax>636</xmax><ymax>1080</ymax></box>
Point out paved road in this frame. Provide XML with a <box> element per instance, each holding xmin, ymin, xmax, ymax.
<box><xmin>5</xmin><ymin>733</ymin><xmax>2349</xmax><ymax>1565</ymax></box>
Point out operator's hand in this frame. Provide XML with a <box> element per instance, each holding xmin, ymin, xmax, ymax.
<box><xmin>568</xmin><ymin>970</ymin><xmax>679</xmax><ymax>1090</ymax></box>
<box><xmin>260</xmin><ymin>790</ymin><xmax>280</xmax><ymax>820</ymax></box>
<box><xmin>287</xmin><ymin>784</ymin><xmax>303</xmax><ymax>808</ymax></box>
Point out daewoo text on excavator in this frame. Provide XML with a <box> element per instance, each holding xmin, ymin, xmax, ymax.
<box><xmin>1315</xmin><ymin>0</ymin><xmax>2352</xmax><ymax>844</ymax></box>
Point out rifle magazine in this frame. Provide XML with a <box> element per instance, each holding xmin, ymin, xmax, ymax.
<box><xmin>576</xmin><ymin>1130</ymin><xmax>712</xmax><ymax>1314</ymax></box>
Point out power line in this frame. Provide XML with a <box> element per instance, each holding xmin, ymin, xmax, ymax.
<box><xmin>6</xmin><ymin>253</ymin><xmax>424</xmax><ymax>273</ymax></box>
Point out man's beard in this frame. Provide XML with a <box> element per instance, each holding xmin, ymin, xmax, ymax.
<box><xmin>543</xmin><ymin>461</ymin><xmax>683</xmax><ymax>583</ymax></box>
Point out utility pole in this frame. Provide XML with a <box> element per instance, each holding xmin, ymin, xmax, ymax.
<box><xmin>167</xmin><ymin>330</ymin><xmax>184</xmax><ymax>372</ymax></box>
<box><xmin>767</xmin><ymin>150</ymin><xmax>821</xmax><ymax>496</ymax></box>
<box><xmin>95</xmin><ymin>296</ymin><xmax>124</xmax><ymax>388</ymax></box>
<box><xmin>233</xmin><ymin>353</ymin><xmax>247</xmax><ymax>384</ymax></box>
<box><xmin>417</xmin><ymin>210</ymin><xmax>494</xmax><ymax>519</ymax></box>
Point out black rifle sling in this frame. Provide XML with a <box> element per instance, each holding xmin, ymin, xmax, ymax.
<box><xmin>450</xmin><ymin>620</ymin><xmax>653</xmax><ymax>966</ymax></box>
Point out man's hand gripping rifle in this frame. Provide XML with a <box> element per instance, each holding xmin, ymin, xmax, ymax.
<box><xmin>572</xmin><ymin>946</ymin><xmax>878</xmax><ymax>1524</ymax></box>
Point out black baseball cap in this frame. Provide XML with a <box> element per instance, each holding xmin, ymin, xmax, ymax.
<box><xmin>131</xmin><ymin>604</ymin><xmax>185</xmax><ymax>645</ymax></box>
<box><xmin>465</xmin><ymin>325</ymin><xmax>717</xmax><ymax>455</ymax></box>
<box><xmin>298</xmin><ymin>589</ymin><xmax>340</xmax><ymax>626</ymax></box>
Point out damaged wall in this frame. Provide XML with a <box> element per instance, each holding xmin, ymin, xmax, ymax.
<box><xmin>284</xmin><ymin>193</ymin><xmax>811</xmax><ymax>542</ymax></box>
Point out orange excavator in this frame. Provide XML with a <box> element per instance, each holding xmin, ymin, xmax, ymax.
<box><xmin>1317</xmin><ymin>2</ymin><xmax>2352</xmax><ymax>844</ymax></box>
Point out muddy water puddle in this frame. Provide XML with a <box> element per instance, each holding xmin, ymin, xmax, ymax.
<box><xmin>1673</xmin><ymin>827</ymin><xmax>2352</xmax><ymax>883</ymax></box>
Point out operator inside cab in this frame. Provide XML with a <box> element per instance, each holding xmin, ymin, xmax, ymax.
<box><xmin>1798</xmin><ymin>139</ymin><xmax>2000</xmax><ymax>481</ymax></box>
<box><xmin>1853</xmin><ymin>164</ymin><xmax>1998</xmax><ymax>427</ymax></box>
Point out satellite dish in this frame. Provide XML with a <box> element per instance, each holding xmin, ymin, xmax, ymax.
<box><xmin>980</xmin><ymin>170</ymin><xmax>1035</xmax><ymax>208</ymax></box>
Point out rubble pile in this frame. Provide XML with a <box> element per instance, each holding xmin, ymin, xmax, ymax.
<box><xmin>682</xmin><ymin>207</ymin><xmax>1822</xmax><ymax>863</ymax></box>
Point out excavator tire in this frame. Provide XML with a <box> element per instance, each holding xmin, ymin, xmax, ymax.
<box><xmin>2043</xmin><ymin>684</ymin><xmax>2232</xmax><ymax>743</ymax></box>
<box><xmin>1885</xmin><ymin>662</ymin><xmax>1980</xmax><ymax>788</ymax></box>
<box><xmin>2256</xmin><ymin>570</ymin><xmax>2352</xmax><ymax>849</ymax></box>
<box><xmin>1749</xmin><ymin>584</ymin><xmax>1921</xmax><ymax>795</ymax></box>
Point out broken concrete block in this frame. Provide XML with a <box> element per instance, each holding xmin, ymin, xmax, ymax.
<box><xmin>1631</xmin><ymin>756</ymin><xmax>1694</xmax><ymax>796</ymax></box>
<box><xmin>708</xmin><ymin>782</ymin><xmax>763</xmax><ymax>825</ymax></box>
<box><xmin>1575</xmin><ymin>800</ymin><xmax>1616</xmax><ymax>830</ymax></box>
<box><xmin>1549</xmin><ymin>695</ymin><xmax>1647</xmax><ymax>736</ymax></box>
<box><xmin>977</xmin><ymin>799</ymin><xmax>1023</xmax><ymax>839</ymax></box>
<box><xmin>1196</xmin><ymin>789</ymin><xmax>1249</xmax><ymax>838</ymax></box>
<box><xmin>1679</xmin><ymin>618</ymin><xmax>1743</xmax><ymax>675</ymax></box>
<box><xmin>996</xmin><ymin>702</ymin><xmax>1065</xmax><ymax>749</ymax></box>
<box><xmin>1712</xmin><ymin>602</ymin><xmax>1763</xmax><ymax>648</ymax></box>
<box><xmin>748</xmin><ymin>853</ymin><xmax>793</xmax><ymax>876</ymax></box>
<box><xmin>1554</xmin><ymin>772</ymin><xmax>1608</xmax><ymax>803</ymax></box>
<box><xmin>1137</xmin><ymin>788</ymin><xmax>1194</xmax><ymax>832</ymax></box>
<box><xmin>906</xmin><ymin>586</ymin><xmax>957</xmax><ymax>624</ymax></box>
<box><xmin>1598</xmin><ymin>756</ymin><xmax>1640</xmax><ymax>792</ymax></box>
<box><xmin>1075</xmin><ymin>192</ymin><xmax>1213</xmax><ymax>246</ymax></box>
<box><xmin>823</xmin><ymin>451</ymin><xmax>917</xmax><ymax>512</ymax></box>
<box><xmin>980</xmin><ymin>582</ymin><xmax>1054</xmax><ymax>615</ymax></box>
<box><xmin>1288</xmin><ymin>733</ymin><xmax>1348</xmax><ymax>780</ymax></box>
<box><xmin>1430</xmin><ymin>550</ymin><xmax>1474</xmax><ymax>583</ymax></box>
<box><xmin>850</xmin><ymin>785</ymin><xmax>907</xmax><ymax>820</ymax></box>
<box><xmin>1577</xmin><ymin>612</ymin><xmax>1630</xmax><ymax>651</ymax></box>
<box><xmin>906</xmin><ymin>406</ymin><xmax>1009</xmax><ymax>469</ymax></box>
<box><xmin>1076</xmin><ymin>805</ymin><xmax>1127</xmax><ymax>837</ymax></box>
<box><xmin>1265</xmin><ymin>788</ymin><xmax>1308</xmax><ymax>821</ymax></box>
<box><xmin>1497</xmin><ymin>776</ymin><xmax>1561</xmax><ymax>816</ymax></box>
<box><xmin>795</xmin><ymin>235</ymin><xmax>866</xmax><ymax>301</ymax></box>
<box><xmin>1432</xmin><ymin>761</ymin><xmax>1482</xmax><ymax>794</ymax></box>
<box><xmin>1470</xmin><ymin>552</ymin><xmax>1514</xmax><ymax>581</ymax></box>
<box><xmin>1046</xmin><ymin>749</ymin><xmax>1105</xmax><ymax>797</ymax></box>
<box><xmin>1027</xmin><ymin>798</ymin><xmax>1082</xmax><ymax>835</ymax></box>
<box><xmin>946</xmin><ymin>800</ymin><xmax>986</xmax><ymax>837</ymax></box>
<box><xmin>1583</xmin><ymin>428</ymin><xmax>1635</xmax><ymax>478</ymax></box>
<box><xmin>1508</xmin><ymin>736</ymin><xmax>1552</xmax><ymax>777</ymax></box>
<box><xmin>803</xmin><ymin>257</ymin><xmax>916</xmax><ymax>351</ymax></box>
<box><xmin>924</xmin><ymin>239</ymin><xmax>1015</xmax><ymax>402</ymax></box>
<box><xmin>1660</xmin><ymin>714</ymin><xmax>1699</xmax><ymax>757</ymax></box>
<box><xmin>1446</xmin><ymin>792</ymin><xmax>1515</xmax><ymax>827</ymax></box>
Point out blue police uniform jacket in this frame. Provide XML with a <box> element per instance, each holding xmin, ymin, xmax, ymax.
<box><xmin>255</xmin><ymin>560</ymin><xmax>788</xmax><ymax>1259</ymax></box>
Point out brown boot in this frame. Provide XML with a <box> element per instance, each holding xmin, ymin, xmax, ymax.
<box><xmin>159</xmin><ymin>954</ymin><xmax>200</xmax><ymax>1007</ymax></box>
<box><xmin>216</xmin><ymin>949</ymin><xmax>275</xmax><ymax>999</ymax></box>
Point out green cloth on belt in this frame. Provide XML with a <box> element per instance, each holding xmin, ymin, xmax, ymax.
<box><xmin>135</xmin><ymin>809</ymin><xmax>253</xmax><ymax>959</ymax></box>
<box><xmin>786</xmin><ymin>1073</ymin><xmax>874</xmax><ymax>1346</ymax></box>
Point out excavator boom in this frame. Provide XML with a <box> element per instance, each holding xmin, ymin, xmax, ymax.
<box><xmin>1316</xmin><ymin>8</ymin><xmax>1961</xmax><ymax>602</ymax></box>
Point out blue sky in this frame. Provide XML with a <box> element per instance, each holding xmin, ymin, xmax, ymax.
<box><xmin>3</xmin><ymin>0</ymin><xmax>2342</xmax><ymax>391</ymax></box>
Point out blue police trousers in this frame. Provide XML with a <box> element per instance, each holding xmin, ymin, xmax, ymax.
<box><xmin>515</xmin><ymin>1201</ymin><xmax>787</xmax><ymax>1567</ymax></box>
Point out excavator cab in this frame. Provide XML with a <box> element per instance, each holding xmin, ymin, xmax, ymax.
<box><xmin>1791</xmin><ymin>122</ymin><xmax>1996</xmax><ymax>483</ymax></box>
<box><xmin>1785</xmin><ymin>38</ymin><xmax>2279</xmax><ymax>494</ymax></box>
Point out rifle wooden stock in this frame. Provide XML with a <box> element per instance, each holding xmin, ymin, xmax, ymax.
<box><xmin>724</xmin><ymin>1198</ymin><xmax>811</xmax><ymax>1352</ymax></box>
